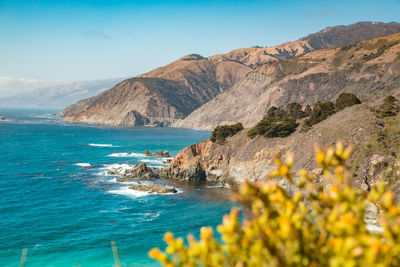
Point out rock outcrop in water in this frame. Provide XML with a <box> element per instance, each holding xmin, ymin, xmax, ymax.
<box><xmin>108</xmin><ymin>163</ymin><xmax>158</xmax><ymax>180</ymax></box>
<box><xmin>143</xmin><ymin>150</ymin><xmax>172</xmax><ymax>158</ymax></box>
<box><xmin>129</xmin><ymin>184</ymin><xmax>178</xmax><ymax>194</ymax></box>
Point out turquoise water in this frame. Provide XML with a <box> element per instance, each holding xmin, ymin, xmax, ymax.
<box><xmin>0</xmin><ymin>109</ymin><xmax>234</xmax><ymax>266</ymax></box>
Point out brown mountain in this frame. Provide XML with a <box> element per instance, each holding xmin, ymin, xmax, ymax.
<box><xmin>210</xmin><ymin>21</ymin><xmax>400</xmax><ymax>68</ymax></box>
<box><xmin>60</xmin><ymin>54</ymin><xmax>251</xmax><ymax>126</ymax></box>
<box><xmin>61</xmin><ymin>21</ymin><xmax>400</xmax><ymax>126</ymax></box>
<box><xmin>175</xmin><ymin>32</ymin><xmax>400</xmax><ymax>129</ymax></box>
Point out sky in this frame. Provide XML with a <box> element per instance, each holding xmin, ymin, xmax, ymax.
<box><xmin>0</xmin><ymin>0</ymin><xmax>399</xmax><ymax>96</ymax></box>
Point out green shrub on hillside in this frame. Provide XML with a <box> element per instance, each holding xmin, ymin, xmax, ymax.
<box><xmin>286</xmin><ymin>102</ymin><xmax>306</xmax><ymax>119</ymax></box>
<box><xmin>304</xmin><ymin>101</ymin><xmax>336</xmax><ymax>128</ymax></box>
<box><xmin>304</xmin><ymin>104</ymin><xmax>312</xmax><ymax>116</ymax></box>
<box><xmin>248</xmin><ymin>106</ymin><xmax>298</xmax><ymax>139</ymax></box>
<box><xmin>265</xmin><ymin>106</ymin><xmax>287</xmax><ymax>120</ymax></box>
<box><xmin>335</xmin><ymin>92</ymin><xmax>361</xmax><ymax>111</ymax></box>
<box><xmin>380</xmin><ymin>95</ymin><xmax>399</xmax><ymax>117</ymax></box>
<box><xmin>210</xmin><ymin>123</ymin><xmax>244</xmax><ymax>144</ymax></box>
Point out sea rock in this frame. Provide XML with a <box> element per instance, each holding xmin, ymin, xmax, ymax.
<box><xmin>116</xmin><ymin>177</ymin><xmax>141</xmax><ymax>183</ymax></box>
<box><xmin>0</xmin><ymin>116</ymin><xmax>5</xmax><ymax>120</ymax></box>
<box><xmin>143</xmin><ymin>150</ymin><xmax>172</xmax><ymax>158</ymax></box>
<box><xmin>129</xmin><ymin>183</ymin><xmax>178</xmax><ymax>194</ymax></box>
<box><xmin>107</xmin><ymin>167</ymin><xmax>129</xmax><ymax>176</ymax></box>
<box><xmin>107</xmin><ymin>163</ymin><xmax>158</xmax><ymax>179</ymax></box>
<box><xmin>157</xmin><ymin>142</ymin><xmax>211</xmax><ymax>182</ymax></box>
<box><xmin>124</xmin><ymin>163</ymin><xmax>158</xmax><ymax>179</ymax></box>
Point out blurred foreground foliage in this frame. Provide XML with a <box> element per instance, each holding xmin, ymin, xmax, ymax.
<box><xmin>150</xmin><ymin>141</ymin><xmax>400</xmax><ymax>266</ymax></box>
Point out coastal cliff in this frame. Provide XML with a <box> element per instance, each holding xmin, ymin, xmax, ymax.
<box><xmin>60</xmin><ymin>55</ymin><xmax>250</xmax><ymax>126</ymax></box>
<box><xmin>159</xmin><ymin>103</ymin><xmax>400</xmax><ymax>191</ymax></box>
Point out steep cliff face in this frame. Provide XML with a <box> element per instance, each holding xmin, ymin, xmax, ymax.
<box><xmin>61</xmin><ymin>56</ymin><xmax>251</xmax><ymax>126</ymax></box>
<box><xmin>159</xmin><ymin>104</ymin><xmax>400</xmax><ymax>191</ymax></box>
<box><xmin>175</xmin><ymin>32</ymin><xmax>400</xmax><ymax>129</ymax></box>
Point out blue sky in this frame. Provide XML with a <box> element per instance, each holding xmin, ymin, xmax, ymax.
<box><xmin>0</xmin><ymin>0</ymin><xmax>399</xmax><ymax>83</ymax></box>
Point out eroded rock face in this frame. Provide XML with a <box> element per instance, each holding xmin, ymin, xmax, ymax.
<box><xmin>107</xmin><ymin>163</ymin><xmax>158</xmax><ymax>179</ymax></box>
<box><xmin>129</xmin><ymin>184</ymin><xmax>177</xmax><ymax>194</ymax></box>
<box><xmin>143</xmin><ymin>150</ymin><xmax>172</xmax><ymax>158</ymax></box>
<box><xmin>120</xmin><ymin>110</ymin><xmax>150</xmax><ymax>126</ymax></box>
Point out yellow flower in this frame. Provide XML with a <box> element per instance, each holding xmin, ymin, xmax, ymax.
<box><xmin>279</xmin><ymin>165</ymin><xmax>289</xmax><ymax>176</ymax></box>
<box><xmin>164</xmin><ymin>232</ymin><xmax>174</xmax><ymax>244</ymax></box>
<box><xmin>316</xmin><ymin>151</ymin><xmax>325</xmax><ymax>164</ymax></box>
<box><xmin>149</xmin><ymin>248</ymin><xmax>161</xmax><ymax>259</ymax></box>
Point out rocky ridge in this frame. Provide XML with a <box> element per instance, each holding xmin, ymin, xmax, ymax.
<box><xmin>175</xmin><ymin>32</ymin><xmax>400</xmax><ymax>129</ymax></box>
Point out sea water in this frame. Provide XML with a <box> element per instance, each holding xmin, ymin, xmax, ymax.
<box><xmin>0</xmin><ymin>108</ymin><xmax>234</xmax><ymax>266</ymax></box>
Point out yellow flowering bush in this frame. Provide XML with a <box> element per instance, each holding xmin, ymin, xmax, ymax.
<box><xmin>149</xmin><ymin>141</ymin><xmax>400</xmax><ymax>266</ymax></box>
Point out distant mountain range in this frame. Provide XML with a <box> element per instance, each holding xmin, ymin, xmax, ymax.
<box><xmin>61</xmin><ymin>21</ymin><xmax>400</xmax><ymax>127</ymax></box>
<box><xmin>0</xmin><ymin>78</ymin><xmax>125</xmax><ymax>109</ymax></box>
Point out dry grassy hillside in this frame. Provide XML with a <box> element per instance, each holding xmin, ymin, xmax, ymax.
<box><xmin>160</xmin><ymin>103</ymin><xmax>400</xmax><ymax>195</ymax></box>
<box><xmin>176</xmin><ymin>33</ymin><xmax>400</xmax><ymax>129</ymax></box>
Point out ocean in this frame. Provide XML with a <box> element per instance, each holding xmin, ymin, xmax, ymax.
<box><xmin>0</xmin><ymin>108</ymin><xmax>234</xmax><ymax>266</ymax></box>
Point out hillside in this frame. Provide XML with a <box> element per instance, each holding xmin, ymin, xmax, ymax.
<box><xmin>175</xmin><ymin>32</ymin><xmax>400</xmax><ymax>129</ymax></box>
<box><xmin>159</xmin><ymin>102</ymin><xmax>400</xmax><ymax>194</ymax></box>
<box><xmin>60</xmin><ymin>55</ymin><xmax>250</xmax><ymax>126</ymax></box>
<box><xmin>61</xmin><ymin>21</ymin><xmax>400</xmax><ymax>127</ymax></box>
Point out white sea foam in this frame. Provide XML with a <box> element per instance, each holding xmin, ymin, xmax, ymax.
<box><xmin>75</xmin><ymin>163</ymin><xmax>91</xmax><ymax>167</ymax></box>
<box><xmin>88</xmin><ymin>143</ymin><xmax>114</xmax><ymax>147</ymax></box>
<box><xmin>139</xmin><ymin>158</ymin><xmax>163</xmax><ymax>164</ymax></box>
<box><xmin>106</xmin><ymin>178</ymin><xmax>138</xmax><ymax>185</ymax></box>
<box><xmin>107</xmin><ymin>184</ymin><xmax>183</xmax><ymax>198</ymax></box>
<box><xmin>101</xmin><ymin>163</ymin><xmax>132</xmax><ymax>170</ymax></box>
<box><xmin>98</xmin><ymin>163</ymin><xmax>132</xmax><ymax>176</ymax></box>
<box><xmin>108</xmin><ymin>186</ymin><xmax>150</xmax><ymax>198</ymax></box>
<box><xmin>107</xmin><ymin>152</ymin><xmax>143</xmax><ymax>157</ymax></box>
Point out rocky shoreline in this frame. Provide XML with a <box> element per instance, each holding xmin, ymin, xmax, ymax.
<box><xmin>106</xmin><ymin>161</ymin><xmax>180</xmax><ymax>195</ymax></box>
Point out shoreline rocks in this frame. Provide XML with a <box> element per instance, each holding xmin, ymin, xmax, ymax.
<box><xmin>144</xmin><ymin>150</ymin><xmax>173</xmax><ymax>158</ymax></box>
<box><xmin>129</xmin><ymin>184</ymin><xmax>178</xmax><ymax>194</ymax></box>
<box><xmin>107</xmin><ymin>163</ymin><xmax>158</xmax><ymax>179</ymax></box>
